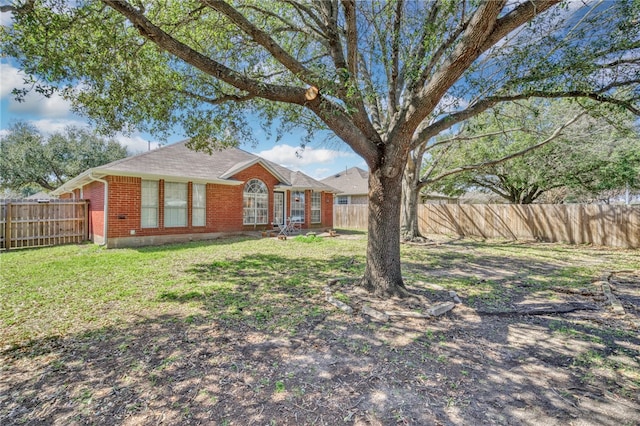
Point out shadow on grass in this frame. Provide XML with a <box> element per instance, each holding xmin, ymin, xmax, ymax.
<box><xmin>401</xmin><ymin>241</ymin><xmax>609</xmax><ymax>313</ymax></box>
<box><xmin>3</xmin><ymin>295</ymin><xmax>638</xmax><ymax>425</ymax></box>
<box><xmin>157</xmin><ymin>252</ymin><xmax>365</xmax><ymax>332</ymax></box>
<box><xmin>2</xmin><ymin>241</ymin><xmax>638</xmax><ymax>425</ymax></box>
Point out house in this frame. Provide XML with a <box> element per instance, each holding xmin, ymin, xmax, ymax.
<box><xmin>52</xmin><ymin>141</ymin><xmax>337</xmax><ymax>248</ymax></box>
<box><xmin>25</xmin><ymin>191</ymin><xmax>54</xmax><ymax>200</ymax></box>
<box><xmin>320</xmin><ymin>167</ymin><xmax>368</xmax><ymax>205</ymax></box>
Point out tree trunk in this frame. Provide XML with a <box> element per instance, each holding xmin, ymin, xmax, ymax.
<box><xmin>360</xmin><ymin>165</ymin><xmax>410</xmax><ymax>298</ymax></box>
<box><xmin>400</xmin><ymin>158</ymin><xmax>421</xmax><ymax>241</ymax></box>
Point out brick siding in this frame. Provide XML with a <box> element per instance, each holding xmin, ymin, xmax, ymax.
<box><xmin>74</xmin><ymin>163</ymin><xmax>334</xmax><ymax>244</ymax></box>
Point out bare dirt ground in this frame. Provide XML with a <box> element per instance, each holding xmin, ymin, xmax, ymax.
<box><xmin>1</xmin><ymin>242</ymin><xmax>639</xmax><ymax>425</ymax></box>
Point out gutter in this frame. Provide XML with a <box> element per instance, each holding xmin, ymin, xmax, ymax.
<box><xmin>88</xmin><ymin>173</ymin><xmax>109</xmax><ymax>246</ymax></box>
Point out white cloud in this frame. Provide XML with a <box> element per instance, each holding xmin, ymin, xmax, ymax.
<box><xmin>9</xmin><ymin>93</ymin><xmax>73</xmax><ymax>118</ymax></box>
<box><xmin>0</xmin><ymin>62</ymin><xmax>24</xmax><ymax>98</ymax></box>
<box><xmin>0</xmin><ymin>9</ymin><xmax>14</xmax><ymax>27</ymax></box>
<box><xmin>116</xmin><ymin>134</ymin><xmax>161</xmax><ymax>154</ymax></box>
<box><xmin>1</xmin><ymin>62</ymin><xmax>73</xmax><ymax>118</ymax></box>
<box><xmin>8</xmin><ymin>92</ymin><xmax>71</xmax><ymax>118</ymax></box>
<box><xmin>30</xmin><ymin>118</ymin><xmax>88</xmax><ymax>135</ymax></box>
<box><xmin>257</xmin><ymin>144</ymin><xmax>354</xmax><ymax>168</ymax></box>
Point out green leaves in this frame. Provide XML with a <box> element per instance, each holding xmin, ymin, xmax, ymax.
<box><xmin>0</xmin><ymin>122</ymin><xmax>128</xmax><ymax>193</ymax></box>
<box><xmin>424</xmin><ymin>99</ymin><xmax>640</xmax><ymax>203</ymax></box>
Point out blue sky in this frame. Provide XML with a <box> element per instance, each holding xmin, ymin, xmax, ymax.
<box><xmin>0</xmin><ymin>58</ymin><xmax>365</xmax><ymax>180</ymax></box>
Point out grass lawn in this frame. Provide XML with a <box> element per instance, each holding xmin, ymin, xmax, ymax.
<box><xmin>1</xmin><ymin>235</ymin><xmax>367</xmax><ymax>347</ymax></box>
<box><xmin>1</xmin><ymin>234</ymin><xmax>639</xmax><ymax>425</ymax></box>
<box><xmin>1</xmin><ymin>234</ymin><xmax>638</xmax><ymax>348</ymax></box>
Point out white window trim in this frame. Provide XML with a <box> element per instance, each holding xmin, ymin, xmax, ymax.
<box><xmin>243</xmin><ymin>179</ymin><xmax>269</xmax><ymax>225</ymax></box>
<box><xmin>291</xmin><ymin>190</ymin><xmax>305</xmax><ymax>223</ymax></box>
<box><xmin>311</xmin><ymin>191</ymin><xmax>321</xmax><ymax>223</ymax></box>
<box><xmin>141</xmin><ymin>180</ymin><xmax>159</xmax><ymax>228</ymax></box>
<box><xmin>164</xmin><ymin>182</ymin><xmax>188</xmax><ymax>228</ymax></box>
<box><xmin>192</xmin><ymin>183</ymin><xmax>206</xmax><ymax>227</ymax></box>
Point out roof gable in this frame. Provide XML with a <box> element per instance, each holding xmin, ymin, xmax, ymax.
<box><xmin>320</xmin><ymin>166</ymin><xmax>369</xmax><ymax>195</ymax></box>
<box><xmin>219</xmin><ymin>157</ymin><xmax>290</xmax><ymax>184</ymax></box>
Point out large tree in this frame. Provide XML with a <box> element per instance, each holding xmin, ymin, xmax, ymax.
<box><xmin>2</xmin><ymin>1</ymin><xmax>638</xmax><ymax>297</ymax></box>
<box><xmin>421</xmin><ymin>100</ymin><xmax>640</xmax><ymax>204</ymax></box>
<box><xmin>0</xmin><ymin>122</ymin><xmax>129</xmax><ymax>192</ymax></box>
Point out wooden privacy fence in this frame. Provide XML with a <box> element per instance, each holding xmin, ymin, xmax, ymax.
<box><xmin>333</xmin><ymin>204</ymin><xmax>369</xmax><ymax>231</ymax></box>
<box><xmin>0</xmin><ymin>200</ymin><xmax>89</xmax><ymax>250</ymax></box>
<box><xmin>334</xmin><ymin>204</ymin><xmax>640</xmax><ymax>248</ymax></box>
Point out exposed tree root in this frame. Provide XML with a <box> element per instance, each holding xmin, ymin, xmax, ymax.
<box><xmin>476</xmin><ymin>303</ymin><xmax>600</xmax><ymax>317</ymax></box>
<box><xmin>400</xmin><ymin>235</ymin><xmax>432</xmax><ymax>244</ymax></box>
<box><xmin>357</xmin><ymin>277</ymin><xmax>416</xmax><ymax>299</ymax></box>
<box><xmin>549</xmin><ymin>286</ymin><xmax>600</xmax><ymax>296</ymax></box>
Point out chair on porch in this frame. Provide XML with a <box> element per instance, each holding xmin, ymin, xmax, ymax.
<box><xmin>273</xmin><ymin>217</ymin><xmax>302</xmax><ymax>237</ymax></box>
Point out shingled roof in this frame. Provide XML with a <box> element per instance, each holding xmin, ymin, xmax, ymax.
<box><xmin>320</xmin><ymin>166</ymin><xmax>368</xmax><ymax>196</ymax></box>
<box><xmin>52</xmin><ymin>140</ymin><xmax>337</xmax><ymax>195</ymax></box>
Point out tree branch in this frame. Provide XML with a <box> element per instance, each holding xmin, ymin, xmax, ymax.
<box><xmin>102</xmin><ymin>0</ymin><xmax>378</xmax><ymax>162</ymax></box>
<box><xmin>470</xmin><ymin>176</ymin><xmax>510</xmax><ymax>200</ymax></box>
<box><xmin>102</xmin><ymin>0</ymin><xmax>306</xmax><ymax>104</ymax></box>
<box><xmin>480</xmin><ymin>0</ymin><xmax>561</xmax><ymax>52</ymax></box>
<box><xmin>341</xmin><ymin>0</ymin><xmax>358</xmax><ymax>78</ymax></box>
<box><xmin>403</xmin><ymin>0</ymin><xmax>559</xmax><ymax>135</ymax></box>
<box><xmin>0</xmin><ymin>0</ymin><xmax>34</xmax><ymax>13</ymax></box>
<box><xmin>388</xmin><ymin>0</ymin><xmax>404</xmax><ymax>115</ymax></box>
<box><xmin>411</xmin><ymin>84</ymin><xmax>640</xmax><ymax>152</ymax></box>
<box><xmin>424</xmin><ymin>128</ymin><xmax>526</xmax><ymax>153</ymax></box>
<box><xmin>411</xmin><ymin>8</ymin><xmax>470</xmax><ymax>96</ymax></box>
<box><xmin>318</xmin><ymin>0</ymin><xmax>347</xmax><ymax>72</ymax></box>
<box><xmin>418</xmin><ymin>111</ymin><xmax>586</xmax><ymax>189</ymax></box>
<box><xmin>201</xmin><ymin>0</ymin><xmax>319</xmax><ymax>88</ymax></box>
<box><xmin>173</xmin><ymin>89</ymin><xmax>255</xmax><ymax>105</ymax></box>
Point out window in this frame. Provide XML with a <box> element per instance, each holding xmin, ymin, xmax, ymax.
<box><xmin>273</xmin><ymin>192</ymin><xmax>285</xmax><ymax>225</ymax></box>
<box><xmin>336</xmin><ymin>196</ymin><xmax>349</xmax><ymax>205</ymax></box>
<box><xmin>192</xmin><ymin>183</ymin><xmax>206</xmax><ymax>227</ymax></box>
<box><xmin>291</xmin><ymin>190</ymin><xmax>305</xmax><ymax>223</ymax></box>
<box><xmin>141</xmin><ymin>180</ymin><xmax>158</xmax><ymax>228</ymax></box>
<box><xmin>243</xmin><ymin>179</ymin><xmax>268</xmax><ymax>225</ymax></box>
<box><xmin>164</xmin><ymin>182</ymin><xmax>188</xmax><ymax>227</ymax></box>
<box><xmin>311</xmin><ymin>192</ymin><xmax>321</xmax><ymax>223</ymax></box>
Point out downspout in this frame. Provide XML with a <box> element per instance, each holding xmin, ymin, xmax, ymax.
<box><xmin>88</xmin><ymin>173</ymin><xmax>109</xmax><ymax>246</ymax></box>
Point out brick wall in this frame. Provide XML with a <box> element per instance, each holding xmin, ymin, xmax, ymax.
<box><xmin>231</xmin><ymin>164</ymin><xmax>281</xmax><ymax>230</ymax></box>
<box><xmin>74</xmin><ymin>163</ymin><xmax>334</xmax><ymax>244</ymax></box>
<box><xmin>107</xmin><ymin>176</ymin><xmax>141</xmax><ymax>239</ymax></box>
<box><xmin>83</xmin><ymin>180</ymin><xmax>105</xmax><ymax>241</ymax></box>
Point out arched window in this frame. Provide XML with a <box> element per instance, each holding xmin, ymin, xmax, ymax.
<box><xmin>243</xmin><ymin>179</ymin><xmax>268</xmax><ymax>225</ymax></box>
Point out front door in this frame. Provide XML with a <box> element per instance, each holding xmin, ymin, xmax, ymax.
<box><xmin>273</xmin><ymin>192</ymin><xmax>285</xmax><ymax>225</ymax></box>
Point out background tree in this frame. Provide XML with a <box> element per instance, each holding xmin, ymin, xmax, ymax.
<box><xmin>2</xmin><ymin>1</ymin><xmax>638</xmax><ymax>297</ymax></box>
<box><xmin>421</xmin><ymin>100</ymin><xmax>640</xmax><ymax>204</ymax></box>
<box><xmin>0</xmin><ymin>122</ymin><xmax>129</xmax><ymax>193</ymax></box>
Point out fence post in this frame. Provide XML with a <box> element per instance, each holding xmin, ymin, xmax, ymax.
<box><xmin>5</xmin><ymin>203</ymin><xmax>11</xmax><ymax>251</ymax></box>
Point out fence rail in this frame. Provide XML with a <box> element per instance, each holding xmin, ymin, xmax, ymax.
<box><xmin>334</xmin><ymin>204</ymin><xmax>640</xmax><ymax>248</ymax></box>
<box><xmin>0</xmin><ymin>200</ymin><xmax>89</xmax><ymax>250</ymax></box>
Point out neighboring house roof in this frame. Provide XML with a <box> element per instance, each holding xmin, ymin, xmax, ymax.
<box><xmin>320</xmin><ymin>166</ymin><xmax>369</xmax><ymax>196</ymax></box>
<box><xmin>52</xmin><ymin>140</ymin><xmax>337</xmax><ymax>196</ymax></box>
<box><xmin>25</xmin><ymin>191</ymin><xmax>54</xmax><ymax>200</ymax></box>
